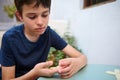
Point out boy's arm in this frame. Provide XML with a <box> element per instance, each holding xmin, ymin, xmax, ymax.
<box><xmin>58</xmin><ymin>44</ymin><xmax>87</xmax><ymax>78</ymax></box>
<box><xmin>62</xmin><ymin>44</ymin><xmax>86</xmax><ymax>58</ymax></box>
<box><xmin>2</xmin><ymin>61</ymin><xmax>58</xmax><ymax>80</ymax></box>
<box><xmin>2</xmin><ymin>65</ymin><xmax>40</xmax><ymax>80</ymax></box>
<box><xmin>63</xmin><ymin>44</ymin><xmax>87</xmax><ymax>67</ymax></box>
<box><xmin>62</xmin><ymin>44</ymin><xmax>87</xmax><ymax>64</ymax></box>
<box><xmin>2</xmin><ymin>66</ymin><xmax>15</xmax><ymax>80</ymax></box>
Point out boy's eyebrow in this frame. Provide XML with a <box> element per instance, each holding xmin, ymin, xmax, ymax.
<box><xmin>26</xmin><ymin>10</ymin><xmax>49</xmax><ymax>15</ymax></box>
<box><xmin>42</xmin><ymin>10</ymin><xmax>50</xmax><ymax>14</ymax></box>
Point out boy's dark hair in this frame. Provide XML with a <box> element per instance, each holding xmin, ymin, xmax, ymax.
<box><xmin>14</xmin><ymin>0</ymin><xmax>51</xmax><ymax>15</ymax></box>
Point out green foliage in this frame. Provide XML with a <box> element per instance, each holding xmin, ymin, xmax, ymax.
<box><xmin>4</xmin><ymin>4</ymin><xmax>16</xmax><ymax>18</ymax></box>
<box><xmin>63</xmin><ymin>32</ymin><xmax>82</xmax><ymax>52</ymax></box>
<box><xmin>47</xmin><ymin>32</ymin><xmax>82</xmax><ymax>67</ymax></box>
<box><xmin>47</xmin><ymin>48</ymin><xmax>66</xmax><ymax>67</ymax></box>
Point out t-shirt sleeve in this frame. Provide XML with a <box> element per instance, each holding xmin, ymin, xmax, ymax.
<box><xmin>1</xmin><ymin>34</ymin><xmax>15</xmax><ymax>66</ymax></box>
<box><xmin>50</xmin><ymin>29</ymin><xmax>67</xmax><ymax>50</ymax></box>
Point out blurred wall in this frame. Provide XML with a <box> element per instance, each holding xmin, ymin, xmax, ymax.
<box><xmin>50</xmin><ymin>0</ymin><xmax>120</xmax><ymax>66</ymax></box>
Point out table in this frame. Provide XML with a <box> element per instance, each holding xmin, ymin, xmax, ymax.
<box><xmin>37</xmin><ymin>64</ymin><xmax>120</xmax><ymax>80</ymax></box>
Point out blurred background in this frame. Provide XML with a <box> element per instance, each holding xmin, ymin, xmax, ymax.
<box><xmin>0</xmin><ymin>0</ymin><xmax>120</xmax><ymax>66</ymax></box>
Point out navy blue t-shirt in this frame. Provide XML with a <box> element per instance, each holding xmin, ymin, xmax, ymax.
<box><xmin>0</xmin><ymin>24</ymin><xmax>67</xmax><ymax>77</ymax></box>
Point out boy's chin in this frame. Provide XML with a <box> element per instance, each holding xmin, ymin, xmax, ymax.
<box><xmin>38</xmin><ymin>31</ymin><xmax>45</xmax><ymax>35</ymax></box>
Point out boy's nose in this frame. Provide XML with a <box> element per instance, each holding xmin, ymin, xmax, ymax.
<box><xmin>36</xmin><ymin>16</ymin><xmax>44</xmax><ymax>25</ymax></box>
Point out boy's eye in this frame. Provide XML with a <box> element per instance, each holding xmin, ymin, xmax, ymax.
<box><xmin>42</xmin><ymin>14</ymin><xmax>49</xmax><ymax>17</ymax></box>
<box><xmin>28</xmin><ymin>16</ymin><xmax>37</xmax><ymax>19</ymax></box>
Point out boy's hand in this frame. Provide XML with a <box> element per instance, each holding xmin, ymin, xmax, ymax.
<box><xmin>33</xmin><ymin>61</ymin><xmax>58</xmax><ymax>77</ymax></box>
<box><xmin>58</xmin><ymin>58</ymin><xmax>82</xmax><ymax>78</ymax></box>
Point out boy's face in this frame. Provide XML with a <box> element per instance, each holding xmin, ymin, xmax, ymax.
<box><xmin>19</xmin><ymin>3</ymin><xmax>50</xmax><ymax>36</ymax></box>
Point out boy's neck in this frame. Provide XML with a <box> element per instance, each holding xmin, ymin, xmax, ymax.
<box><xmin>24</xmin><ymin>28</ymin><xmax>40</xmax><ymax>42</ymax></box>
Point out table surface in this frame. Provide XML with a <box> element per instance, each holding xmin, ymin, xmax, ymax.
<box><xmin>37</xmin><ymin>64</ymin><xmax>120</xmax><ymax>80</ymax></box>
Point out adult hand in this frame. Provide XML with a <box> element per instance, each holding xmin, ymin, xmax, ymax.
<box><xmin>33</xmin><ymin>61</ymin><xmax>58</xmax><ymax>77</ymax></box>
<box><xmin>58</xmin><ymin>58</ymin><xmax>83</xmax><ymax>78</ymax></box>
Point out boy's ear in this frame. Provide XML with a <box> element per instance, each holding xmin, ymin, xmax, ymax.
<box><xmin>15</xmin><ymin>11</ymin><xmax>23</xmax><ymax>22</ymax></box>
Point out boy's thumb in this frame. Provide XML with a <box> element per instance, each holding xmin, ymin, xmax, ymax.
<box><xmin>42</xmin><ymin>61</ymin><xmax>53</xmax><ymax>68</ymax></box>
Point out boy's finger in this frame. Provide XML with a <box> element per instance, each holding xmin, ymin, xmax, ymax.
<box><xmin>41</xmin><ymin>61</ymin><xmax>53</xmax><ymax>68</ymax></box>
<box><xmin>50</xmin><ymin>66</ymin><xmax>59</xmax><ymax>73</ymax></box>
<box><xmin>59</xmin><ymin>60</ymin><xmax>70</xmax><ymax>67</ymax></box>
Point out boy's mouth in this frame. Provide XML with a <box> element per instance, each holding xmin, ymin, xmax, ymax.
<box><xmin>35</xmin><ymin>27</ymin><xmax>46</xmax><ymax>32</ymax></box>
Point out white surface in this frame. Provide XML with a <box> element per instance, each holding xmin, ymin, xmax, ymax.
<box><xmin>106</xmin><ymin>69</ymin><xmax>120</xmax><ymax>80</ymax></box>
<box><xmin>48</xmin><ymin>20</ymin><xmax>69</xmax><ymax>36</ymax></box>
<box><xmin>0</xmin><ymin>31</ymin><xmax>5</xmax><ymax>47</ymax></box>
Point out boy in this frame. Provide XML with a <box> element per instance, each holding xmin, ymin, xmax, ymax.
<box><xmin>1</xmin><ymin>0</ymin><xmax>87</xmax><ymax>80</ymax></box>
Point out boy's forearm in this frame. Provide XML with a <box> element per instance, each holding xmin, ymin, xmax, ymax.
<box><xmin>10</xmin><ymin>69</ymin><xmax>39</xmax><ymax>80</ymax></box>
<box><xmin>78</xmin><ymin>54</ymin><xmax>87</xmax><ymax>69</ymax></box>
<box><xmin>78</xmin><ymin>54</ymin><xmax>87</xmax><ymax>65</ymax></box>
